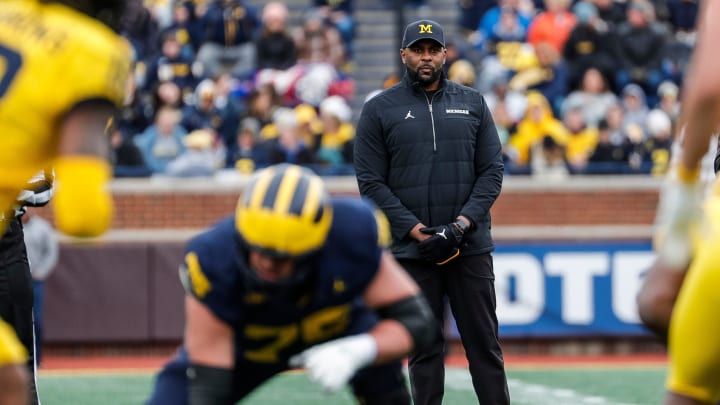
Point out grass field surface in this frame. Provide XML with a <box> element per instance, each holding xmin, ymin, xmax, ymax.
<box><xmin>37</xmin><ymin>364</ymin><xmax>667</xmax><ymax>405</ymax></box>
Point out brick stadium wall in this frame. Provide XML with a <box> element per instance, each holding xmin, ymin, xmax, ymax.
<box><xmin>41</xmin><ymin>175</ymin><xmax>664</xmax><ymax>344</ymax></box>
<box><xmin>105</xmin><ymin>188</ymin><xmax>659</xmax><ymax>228</ymax></box>
<box><xmin>39</xmin><ymin>175</ymin><xmax>662</xmax><ymax>230</ymax></box>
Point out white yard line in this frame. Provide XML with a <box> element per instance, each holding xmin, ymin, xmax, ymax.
<box><xmin>445</xmin><ymin>368</ymin><xmax>640</xmax><ymax>405</ymax></box>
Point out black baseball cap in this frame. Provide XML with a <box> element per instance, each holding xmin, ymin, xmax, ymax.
<box><xmin>401</xmin><ymin>19</ymin><xmax>445</xmax><ymax>49</ymax></box>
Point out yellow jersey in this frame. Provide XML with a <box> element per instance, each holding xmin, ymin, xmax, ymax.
<box><xmin>0</xmin><ymin>0</ymin><xmax>131</xmax><ymax>204</ymax></box>
<box><xmin>0</xmin><ymin>318</ymin><xmax>26</xmax><ymax>365</ymax></box>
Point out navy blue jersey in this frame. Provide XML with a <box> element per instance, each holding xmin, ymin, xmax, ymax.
<box><xmin>179</xmin><ymin>197</ymin><xmax>386</xmax><ymax>365</ymax></box>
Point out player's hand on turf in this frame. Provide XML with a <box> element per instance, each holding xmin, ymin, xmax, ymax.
<box><xmin>288</xmin><ymin>334</ymin><xmax>377</xmax><ymax>393</ymax></box>
<box><xmin>418</xmin><ymin>223</ymin><xmax>464</xmax><ymax>265</ymax></box>
<box><xmin>653</xmin><ymin>164</ymin><xmax>704</xmax><ymax>268</ymax></box>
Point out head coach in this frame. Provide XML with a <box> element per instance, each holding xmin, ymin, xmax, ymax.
<box><xmin>353</xmin><ymin>19</ymin><xmax>510</xmax><ymax>405</ymax></box>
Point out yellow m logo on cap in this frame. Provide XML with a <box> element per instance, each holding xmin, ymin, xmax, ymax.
<box><xmin>419</xmin><ymin>24</ymin><xmax>433</xmax><ymax>34</ymax></box>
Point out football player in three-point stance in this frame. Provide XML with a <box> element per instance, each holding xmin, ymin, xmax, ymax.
<box><xmin>147</xmin><ymin>164</ymin><xmax>437</xmax><ymax>404</ymax></box>
<box><xmin>0</xmin><ymin>1</ymin><xmax>131</xmax><ymax>403</ymax></box>
<box><xmin>638</xmin><ymin>1</ymin><xmax>720</xmax><ymax>404</ymax></box>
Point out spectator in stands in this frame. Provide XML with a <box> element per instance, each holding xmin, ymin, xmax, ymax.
<box><xmin>165</xmin><ymin>129</ymin><xmax>223</xmax><ymax>177</ymax></box>
<box><xmin>562</xmin><ymin>106</ymin><xmax>599</xmax><ymax>172</ymax></box>
<box><xmin>316</xmin><ymin>95</ymin><xmax>355</xmax><ymax>174</ymax></box>
<box><xmin>153</xmin><ymin>80</ymin><xmax>186</xmax><ymax>113</ymax></box>
<box><xmin>527</xmin><ymin>0</ymin><xmax>577</xmax><ymax>53</ymax></box>
<box><xmin>145</xmin><ymin>0</ymin><xmax>174</xmax><ymax>30</ymax></box>
<box><xmin>603</xmin><ymin>102</ymin><xmax>631</xmax><ymax>146</ymax></box>
<box><xmin>561</xmin><ymin>67</ymin><xmax>618</xmax><ymax>128</ymax></box>
<box><xmin>196</xmin><ymin>0</ymin><xmax>260</xmax><ymax>79</ymax></box>
<box><xmin>666</xmin><ymin>0</ymin><xmax>698</xmax><ymax>37</ymax></box>
<box><xmin>144</xmin><ymin>31</ymin><xmax>199</xmax><ymax>97</ymax></box>
<box><xmin>661</xmin><ymin>37</ymin><xmax>693</xmax><ymax>89</ymax></box>
<box><xmin>117</xmin><ymin>73</ymin><xmax>154</xmax><ymax>141</ymax></box>
<box><xmin>563</xmin><ymin>1</ymin><xmax>618</xmax><ymax>90</ymax></box>
<box><xmin>509</xmin><ymin>41</ymin><xmax>569</xmax><ymax>115</ymax></box>
<box><xmin>507</xmin><ymin>91</ymin><xmax>570</xmax><ymax>169</ymax></box>
<box><xmin>484</xmin><ymin>73</ymin><xmax>528</xmax><ymax>125</ymax></box>
<box><xmin>266</xmin><ymin>108</ymin><xmax>317</xmax><ymax>166</ymax></box>
<box><xmin>642</xmin><ymin>108</ymin><xmax>674</xmax><ymax>176</ymax></box>
<box><xmin>180</xmin><ymin>79</ymin><xmax>224</xmax><ymax>135</ymax></box>
<box><xmin>161</xmin><ymin>1</ymin><xmax>205</xmax><ymax>59</ymax></box>
<box><xmin>477</xmin><ymin>4</ymin><xmax>529</xmax><ymax>56</ymax></box>
<box><xmin>134</xmin><ymin>106</ymin><xmax>187</xmax><ymax>173</ymax></box>
<box><xmin>447</xmin><ymin>59</ymin><xmax>477</xmax><ymax>87</ymax></box>
<box><xmin>531</xmin><ymin>135</ymin><xmax>570</xmax><ymax>180</ymax></box>
<box><xmin>657</xmin><ymin>80</ymin><xmax>681</xmax><ymax>122</ymax></box>
<box><xmin>313</xmin><ymin>0</ymin><xmax>356</xmax><ymax>61</ymax></box>
<box><xmin>457</xmin><ymin>0</ymin><xmax>498</xmax><ymax>39</ymax></box>
<box><xmin>121</xmin><ymin>0</ymin><xmax>160</xmax><ymax>61</ymax></box>
<box><xmin>588</xmin><ymin>118</ymin><xmax>630</xmax><ymax>173</ymax></box>
<box><xmin>256</xmin><ymin>2</ymin><xmax>297</xmax><ymax>71</ymax></box>
<box><xmin>109</xmin><ymin>117</ymin><xmax>149</xmax><ymax>177</ymax></box>
<box><xmin>625</xmin><ymin>117</ymin><xmax>650</xmax><ymax>173</ymax></box>
<box><xmin>294</xmin><ymin>103</ymin><xmax>323</xmax><ymax>148</ymax></box>
<box><xmin>587</xmin><ymin>0</ymin><xmax>626</xmax><ymax>28</ymax></box>
<box><xmin>292</xmin><ymin>8</ymin><xmax>346</xmax><ymax>70</ymax></box>
<box><xmin>228</xmin><ymin>117</ymin><xmax>266</xmax><ymax>172</ymax></box>
<box><xmin>21</xmin><ymin>208</ymin><xmax>58</xmax><ymax>367</ymax></box>
<box><xmin>614</xmin><ymin>0</ymin><xmax>671</xmax><ymax>102</ymax></box>
<box><xmin>212</xmin><ymin>72</ymin><xmax>242</xmax><ymax>150</ymax></box>
<box><xmin>244</xmin><ymin>84</ymin><xmax>283</xmax><ymax>138</ymax></box>
<box><xmin>475</xmin><ymin>0</ymin><xmax>534</xmax><ymax>47</ymax></box>
<box><xmin>621</xmin><ymin>83</ymin><xmax>650</xmax><ymax>134</ymax></box>
<box><xmin>491</xmin><ymin>102</ymin><xmax>515</xmax><ymax>150</ymax></box>
<box><xmin>473</xmin><ymin>0</ymin><xmax>533</xmax><ymax>55</ymax></box>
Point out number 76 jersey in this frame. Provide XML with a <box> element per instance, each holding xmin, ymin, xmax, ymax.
<box><xmin>0</xmin><ymin>0</ymin><xmax>131</xmax><ymax>190</ymax></box>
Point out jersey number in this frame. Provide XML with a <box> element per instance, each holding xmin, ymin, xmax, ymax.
<box><xmin>243</xmin><ymin>304</ymin><xmax>351</xmax><ymax>363</ymax></box>
<box><xmin>0</xmin><ymin>44</ymin><xmax>22</xmax><ymax>98</ymax></box>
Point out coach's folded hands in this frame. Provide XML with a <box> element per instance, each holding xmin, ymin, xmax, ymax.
<box><xmin>418</xmin><ymin>223</ymin><xmax>464</xmax><ymax>265</ymax></box>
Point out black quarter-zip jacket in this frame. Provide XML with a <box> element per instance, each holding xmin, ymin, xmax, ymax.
<box><xmin>354</xmin><ymin>73</ymin><xmax>504</xmax><ymax>259</ymax></box>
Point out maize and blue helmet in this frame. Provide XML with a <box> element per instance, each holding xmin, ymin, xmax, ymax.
<box><xmin>236</xmin><ymin>164</ymin><xmax>333</xmax><ymax>295</ymax></box>
<box><xmin>236</xmin><ymin>164</ymin><xmax>332</xmax><ymax>258</ymax></box>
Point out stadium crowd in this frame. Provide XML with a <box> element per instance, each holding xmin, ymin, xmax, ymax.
<box><xmin>112</xmin><ymin>0</ymin><xmax>698</xmax><ymax>178</ymax></box>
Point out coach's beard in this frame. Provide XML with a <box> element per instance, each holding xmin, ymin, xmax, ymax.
<box><xmin>407</xmin><ymin>66</ymin><xmax>442</xmax><ymax>89</ymax></box>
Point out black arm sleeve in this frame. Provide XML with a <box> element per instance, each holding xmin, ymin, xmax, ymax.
<box><xmin>187</xmin><ymin>364</ymin><xmax>235</xmax><ymax>405</ymax></box>
<box><xmin>376</xmin><ymin>294</ymin><xmax>438</xmax><ymax>352</ymax></box>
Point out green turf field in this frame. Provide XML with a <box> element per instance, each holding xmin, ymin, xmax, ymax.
<box><xmin>37</xmin><ymin>366</ymin><xmax>667</xmax><ymax>405</ymax></box>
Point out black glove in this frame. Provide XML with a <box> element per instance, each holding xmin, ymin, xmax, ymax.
<box><xmin>417</xmin><ymin>223</ymin><xmax>464</xmax><ymax>265</ymax></box>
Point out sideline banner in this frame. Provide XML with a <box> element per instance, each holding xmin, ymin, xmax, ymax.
<box><xmin>448</xmin><ymin>241</ymin><xmax>655</xmax><ymax>338</ymax></box>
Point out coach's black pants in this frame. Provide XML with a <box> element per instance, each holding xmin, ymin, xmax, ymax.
<box><xmin>400</xmin><ymin>254</ymin><xmax>510</xmax><ymax>405</ymax></box>
<box><xmin>0</xmin><ymin>217</ymin><xmax>39</xmax><ymax>404</ymax></box>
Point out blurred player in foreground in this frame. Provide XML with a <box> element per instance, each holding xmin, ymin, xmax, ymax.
<box><xmin>0</xmin><ymin>0</ymin><xmax>131</xmax><ymax>238</ymax></box>
<box><xmin>0</xmin><ymin>0</ymin><xmax>131</xmax><ymax>403</ymax></box>
<box><xmin>637</xmin><ymin>2</ymin><xmax>720</xmax><ymax>404</ymax></box>
<box><xmin>0</xmin><ymin>318</ymin><xmax>28</xmax><ymax>405</ymax></box>
<box><xmin>147</xmin><ymin>163</ymin><xmax>436</xmax><ymax>405</ymax></box>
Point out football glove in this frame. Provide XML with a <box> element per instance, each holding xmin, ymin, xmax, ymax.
<box><xmin>653</xmin><ymin>164</ymin><xmax>704</xmax><ymax>269</ymax></box>
<box><xmin>53</xmin><ymin>156</ymin><xmax>113</xmax><ymax>238</ymax></box>
<box><xmin>289</xmin><ymin>334</ymin><xmax>377</xmax><ymax>393</ymax></box>
<box><xmin>418</xmin><ymin>223</ymin><xmax>464</xmax><ymax>265</ymax></box>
